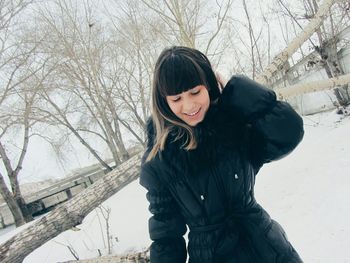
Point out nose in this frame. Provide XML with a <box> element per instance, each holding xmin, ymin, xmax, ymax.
<box><xmin>182</xmin><ymin>96</ymin><xmax>196</xmax><ymax>112</ymax></box>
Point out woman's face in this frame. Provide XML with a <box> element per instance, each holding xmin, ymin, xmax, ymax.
<box><xmin>166</xmin><ymin>85</ymin><xmax>210</xmax><ymax>126</ymax></box>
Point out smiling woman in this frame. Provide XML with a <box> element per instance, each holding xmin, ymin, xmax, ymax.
<box><xmin>140</xmin><ymin>46</ymin><xmax>304</xmax><ymax>263</ymax></box>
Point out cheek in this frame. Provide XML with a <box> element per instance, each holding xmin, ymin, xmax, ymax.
<box><xmin>202</xmin><ymin>95</ymin><xmax>210</xmax><ymax>106</ymax></box>
<box><xmin>167</xmin><ymin>101</ymin><xmax>181</xmax><ymax>115</ymax></box>
<box><xmin>200</xmin><ymin>90</ymin><xmax>210</xmax><ymax>108</ymax></box>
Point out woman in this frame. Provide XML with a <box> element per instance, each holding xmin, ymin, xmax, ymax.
<box><xmin>139</xmin><ymin>46</ymin><xmax>304</xmax><ymax>263</ymax></box>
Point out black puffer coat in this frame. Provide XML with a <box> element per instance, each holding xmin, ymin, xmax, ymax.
<box><xmin>139</xmin><ymin>75</ymin><xmax>304</xmax><ymax>263</ymax></box>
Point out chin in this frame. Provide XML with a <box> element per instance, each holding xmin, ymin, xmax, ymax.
<box><xmin>186</xmin><ymin>119</ymin><xmax>203</xmax><ymax>127</ymax></box>
<box><xmin>183</xmin><ymin>112</ymin><xmax>206</xmax><ymax>126</ymax></box>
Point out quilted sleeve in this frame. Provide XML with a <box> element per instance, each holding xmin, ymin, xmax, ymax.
<box><xmin>139</xmin><ymin>157</ymin><xmax>187</xmax><ymax>263</ymax></box>
<box><xmin>219</xmin><ymin>75</ymin><xmax>304</xmax><ymax>171</ymax></box>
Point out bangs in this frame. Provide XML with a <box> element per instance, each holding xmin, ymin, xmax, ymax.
<box><xmin>158</xmin><ymin>54</ymin><xmax>205</xmax><ymax>97</ymax></box>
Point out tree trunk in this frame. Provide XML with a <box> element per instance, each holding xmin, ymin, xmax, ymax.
<box><xmin>10</xmin><ymin>174</ymin><xmax>34</xmax><ymax>223</ymax></box>
<box><xmin>114</xmin><ymin>120</ymin><xmax>130</xmax><ymax>162</ymax></box>
<box><xmin>61</xmin><ymin>249</ymin><xmax>150</xmax><ymax>262</ymax></box>
<box><xmin>256</xmin><ymin>0</ymin><xmax>337</xmax><ymax>85</ymax></box>
<box><xmin>0</xmin><ymin>175</ymin><xmax>26</xmax><ymax>227</ymax></box>
<box><xmin>0</xmin><ymin>149</ymin><xmax>143</xmax><ymax>263</ymax></box>
<box><xmin>15</xmin><ymin>195</ymin><xmax>34</xmax><ymax>223</ymax></box>
<box><xmin>276</xmin><ymin>73</ymin><xmax>350</xmax><ymax>99</ymax></box>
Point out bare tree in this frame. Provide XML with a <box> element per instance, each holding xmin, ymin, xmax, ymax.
<box><xmin>137</xmin><ymin>0</ymin><xmax>233</xmax><ymax>59</ymax></box>
<box><xmin>227</xmin><ymin>0</ymin><xmax>267</xmax><ymax>79</ymax></box>
<box><xmin>0</xmin><ymin>60</ymin><xmax>47</xmax><ymax>226</ymax></box>
<box><xmin>0</xmin><ymin>91</ymin><xmax>35</xmax><ymax>226</ymax></box>
<box><xmin>33</xmin><ymin>0</ymin><xmax>138</xmax><ymax>170</ymax></box>
<box><xmin>106</xmin><ymin>0</ymin><xmax>160</xmax><ymax>146</ymax></box>
<box><xmin>256</xmin><ymin>0</ymin><xmax>337</xmax><ymax>84</ymax></box>
<box><xmin>96</xmin><ymin>205</ymin><xmax>113</xmax><ymax>255</ymax></box>
<box><xmin>0</xmin><ymin>0</ymin><xmax>46</xmax><ymax>227</ymax></box>
<box><xmin>269</xmin><ymin>0</ymin><xmax>350</xmax><ymax>105</ymax></box>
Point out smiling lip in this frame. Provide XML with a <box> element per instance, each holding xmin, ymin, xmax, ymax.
<box><xmin>184</xmin><ymin>108</ymin><xmax>201</xmax><ymax>118</ymax></box>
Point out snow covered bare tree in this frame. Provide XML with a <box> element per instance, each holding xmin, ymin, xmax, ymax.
<box><xmin>0</xmin><ymin>0</ymin><xmax>48</xmax><ymax>227</ymax></box>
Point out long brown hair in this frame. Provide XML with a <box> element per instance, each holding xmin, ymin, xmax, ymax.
<box><xmin>146</xmin><ymin>46</ymin><xmax>221</xmax><ymax>161</ymax></box>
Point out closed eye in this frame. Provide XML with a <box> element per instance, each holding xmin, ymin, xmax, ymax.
<box><xmin>191</xmin><ymin>89</ymin><xmax>200</xmax><ymax>95</ymax></box>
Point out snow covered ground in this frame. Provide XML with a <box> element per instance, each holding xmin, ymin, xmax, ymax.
<box><xmin>0</xmin><ymin>109</ymin><xmax>349</xmax><ymax>263</ymax></box>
